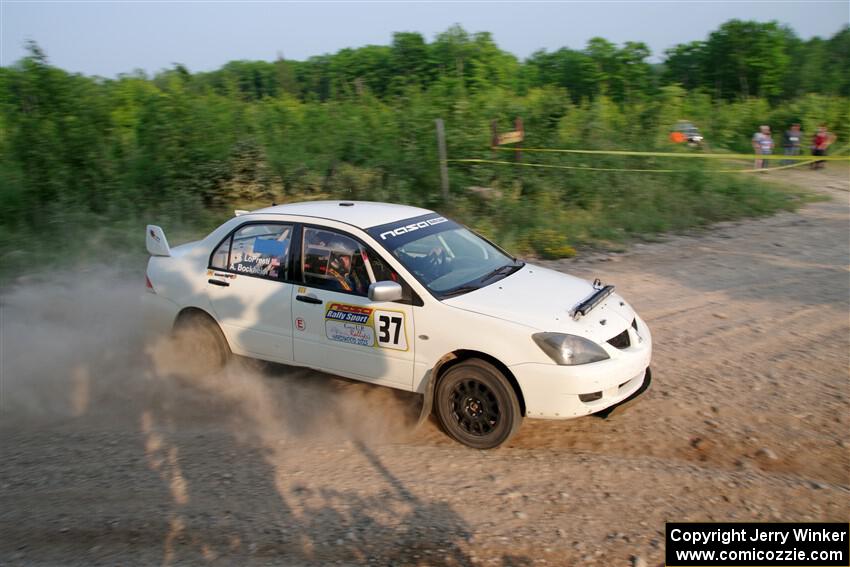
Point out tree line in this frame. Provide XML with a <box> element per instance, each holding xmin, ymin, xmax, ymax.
<box><xmin>0</xmin><ymin>20</ymin><xmax>847</xmax><ymax>274</ymax></box>
<box><xmin>179</xmin><ymin>21</ymin><xmax>849</xmax><ymax>103</ymax></box>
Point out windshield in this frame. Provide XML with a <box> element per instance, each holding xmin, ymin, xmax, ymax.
<box><xmin>367</xmin><ymin>213</ymin><xmax>523</xmax><ymax>298</ymax></box>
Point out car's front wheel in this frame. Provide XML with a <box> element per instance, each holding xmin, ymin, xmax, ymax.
<box><xmin>435</xmin><ymin>359</ymin><xmax>522</xmax><ymax>449</ymax></box>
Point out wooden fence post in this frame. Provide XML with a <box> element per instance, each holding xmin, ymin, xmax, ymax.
<box><xmin>514</xmin><ymin>117</ymin><xmax>524</xmax><ymax>162</ymax></box>
<box><xmin>435</xmin><ymin>118</ymin><xmax>450</xmax><ymax>201</ymax></box>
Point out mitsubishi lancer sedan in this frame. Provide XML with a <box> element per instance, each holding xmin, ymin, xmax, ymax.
<box><xmin>144</xmin><ymin>201</ymin><xmax>652</xmax><ymax>448</ymax></box>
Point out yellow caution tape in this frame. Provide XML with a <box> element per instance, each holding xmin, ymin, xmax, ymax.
<box><xmin>489</xmin><ymin>146</ymin><xmax>850</xmax><ymax>161</ymax></box>
<box><xmin>448</xmin><ymin>157</ymin><xmax>822</xmax><ymax>174</ymax></box>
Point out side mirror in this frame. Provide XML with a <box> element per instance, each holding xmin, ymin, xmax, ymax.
<box><xmin>368</xmin><ymin>281</ymin><xmax>403</xmax><ymax>303</ymax></box>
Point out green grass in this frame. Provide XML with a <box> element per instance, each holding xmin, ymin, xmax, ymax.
<box><xmin>445</xmin><ymin>168</ymin><xmax>815</xmax><ymax>259</ymax></box>
<box><xmin>0</xmin><ymin>170</ymin><xmax>817</xmax><ymax>283</ymax></box>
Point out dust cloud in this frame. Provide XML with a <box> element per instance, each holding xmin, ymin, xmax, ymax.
<box><xmin>0</xmin><ymin>268</ymin><xmax>419</xmax><ymax>446</ymax></box>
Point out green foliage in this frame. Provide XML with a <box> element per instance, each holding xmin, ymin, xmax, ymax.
<box><xmin>528</xmin><ymin>229</ymin><xmax>578</xmax><ymax>259</ymax></box>
<box><xmin>0</xmin><ymin>23</ymin><xmax>845</xmax><ymax>277</ymax></box>
<box><xmin>662</xmin><ymin>22</ymin><xmax>850</xmax><ymax>102</ymax></box>
<box><xmin>704</xmin><ymin>20</ymin><xmax>791</xmax><ymax>100</ymax></box>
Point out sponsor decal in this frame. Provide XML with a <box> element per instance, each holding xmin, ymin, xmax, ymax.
<box><xmin>295</xmin><ymin>317</ymin><xmax>306</xmax><ymax>331</ymax></box>
<box><xmin>379</xmin><ymin>217</ymin><xmax>448</xmax><ymax>240</ymax></box>
<box><xmin>325</xmin><ymin>303</ymin><xmax>372</xmax><ymax>325</ymax></box>
<box><xmin>323</xmin><ymin>302</ymin><xmax>407</xmax><ymax>351</ymax></box>
<box><xmin>326</xmin><ymin>321</ymin><xmax>375</xmax><ymax>347</ymax></box>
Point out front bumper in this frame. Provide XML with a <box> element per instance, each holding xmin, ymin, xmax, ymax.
<box><xmin>509</xmin><ymin>319</ymin><xmax>652</xmax><ymax>419</ymax></box>
<box><xmin>593</xmin><ymin>367</ymin><xmax>651</xmax><ymax>418</ymax></box>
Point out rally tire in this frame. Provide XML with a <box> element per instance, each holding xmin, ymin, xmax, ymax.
<box><xmin>172</xmin><ymin>311</ymin><xmax>231</xmax><ymax>375</ymax></box>
<box><xmin>435</xmin><ymin>359</ymin><xmax>522</xmax><ymax>449</ymax></box>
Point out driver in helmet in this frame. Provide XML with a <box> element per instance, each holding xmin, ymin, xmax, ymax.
<box><xmin>327</xmin><ymin>248</ymin><xmax>367</xmax><ymax>294</ymax></box>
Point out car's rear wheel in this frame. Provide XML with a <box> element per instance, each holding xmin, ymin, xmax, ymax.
<box><xmin>172</xmin><ymin>311</ymin><xmax>231</xmax><ymax>375</ymax></box>
<box><xmin>435</xmin><ymin>359</ymin><xmax>522</xmax><ymax>449</ymax></box>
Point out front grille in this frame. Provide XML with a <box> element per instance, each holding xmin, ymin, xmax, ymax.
<box><xmin>607</xmin><ymin>328</ymin><xmax>631</xmax><ymax>349</ymax></box>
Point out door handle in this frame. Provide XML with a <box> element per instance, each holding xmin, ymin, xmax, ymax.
<box><xmin>296</xmin><ymin>294</ymin><xmax>322</xmax><ymax>305</ymax></box>
<box><xmin>208</xmin><ymin>279</ymin><xmax>230</xmax><ymax>287</ymax></box>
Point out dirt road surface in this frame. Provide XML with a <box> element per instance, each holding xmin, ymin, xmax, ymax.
<box><xmin>2</xmin><ymin>168</ymin><xmax>848</xmax><ymax>566</ymax></box>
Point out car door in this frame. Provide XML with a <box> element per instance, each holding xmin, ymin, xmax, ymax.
<box><xmin>291</xmin><ymin>225</ymin><xmax>416</xmax><ymax>389</ymax></box>
<box><xmin>206</xmin><ymin>222</ymin><xmax>296</xmax><ymax>363</ymax></box>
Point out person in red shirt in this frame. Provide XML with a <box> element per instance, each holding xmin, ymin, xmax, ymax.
<box><xmin>811</xmin><ymin>125</ymin><xmax>836</xmax><ymax>170</ymax></box>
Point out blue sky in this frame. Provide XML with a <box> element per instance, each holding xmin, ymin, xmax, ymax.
<box><xmin>2</xmin><ymin>1</ymin><xmax>848</xmax><ymax>76</ymax></box>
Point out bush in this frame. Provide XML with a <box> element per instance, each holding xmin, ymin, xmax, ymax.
<box><xmin>529</xmin><ymin>229</ymin><xmax>578</xmax><ymax>259</ymax></box>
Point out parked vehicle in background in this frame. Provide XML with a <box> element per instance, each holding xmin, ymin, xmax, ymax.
<box><xmin>670</xmin><ymin>121</ymin><xmax>704</xmax><ymax>147</ymax></box>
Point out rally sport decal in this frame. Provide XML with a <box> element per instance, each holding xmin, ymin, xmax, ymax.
<box><xmin>324</xmin><ymin>303</ymin><xmax>408</xmax><ymax>351</ymax></box>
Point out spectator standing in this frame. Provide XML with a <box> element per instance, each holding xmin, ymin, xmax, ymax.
<box><xmin>752</xmin><ymin>125</ymin><xmax>774</xmax><ymax>169</ymax></box>
<box><xmin>811</xmin><ymin>125</ymin><xmax>836</xmax><ymax>170</ymax></box>
<box><xmin>783</xmin><ymin>123</ymin><xmax>803</xmax><ymax>164</ymax></box>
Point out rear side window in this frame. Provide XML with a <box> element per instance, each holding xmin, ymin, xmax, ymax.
<box><xmin>211</xmin><ymin>239</ymin><xmax>230</xmax><ymax>269</ymax></box>
<box><xmin>211</xmin><ymin>223</ymin><xmax>293</xmax><ymax>280</ymax></box>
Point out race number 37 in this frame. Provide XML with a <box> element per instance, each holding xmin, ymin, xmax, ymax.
<box><xmin>374</xmin><ymin>310</ymin><xmax>407</xmax><ymax>351</ymax></box>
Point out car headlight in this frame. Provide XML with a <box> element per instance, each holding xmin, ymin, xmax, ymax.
<box><xmin>532</xmin><ymin>332</ymin><xmax>610</xmax><ymax>365</ymax></box>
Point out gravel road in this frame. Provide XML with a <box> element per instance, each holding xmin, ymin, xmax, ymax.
<box><xmin>1</xmin><ymin>167</ymin><xmax>848</xmax><ymax>566</ymax></box>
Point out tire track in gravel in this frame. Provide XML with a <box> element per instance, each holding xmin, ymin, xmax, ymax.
<box><xmin>522</xmin><ymin>168</ymin><xmax>849</xmax><ymax>489</ymax></box>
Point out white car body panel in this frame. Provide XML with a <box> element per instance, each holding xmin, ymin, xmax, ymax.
<box><xmin>252</xmin><ymin>201</ymin><xmax>435</xmax><ymax>229</ymax></box>
<box><xmin>145</xmin><ymin>201</ymin><xmax>652</xmax><ymax>421</ymax></box>
<box><xmin>291</xmin><ymin>284</ymin><xmax>416</xmax><ymax>389</ymax></box>
<box><xmin>208</xmin><ymin>274</ymin><xmax>296</xmax><ymax>362</ymax></box>
<box><xmin>443</xmin><ymin>265</ymin><xmax>637</xmax><ymax>343</ymax></box>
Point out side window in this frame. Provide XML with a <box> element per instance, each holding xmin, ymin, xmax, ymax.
<box><xmin>223</xmin><ymin>223</ymin><xmax>292</xmax><ymax>279</ymax></box>
<box><xmin>364</xmin><ymin>248</ymin><xmax>418</xmax><ymax>305</ymax></box>
<box><xmin>302</xmin><ymin>227</ymin><xmax>370</xmax><ymax>296</ymax></box>
<box><xmin>211</xmin><ymin>238</ymin><xmax>230</xmax><ymax>269</ymax></box>
<box><xmin>367</xmin><ymin>249</ymin><xmax>399</xmax><ymax>283</ymax></box>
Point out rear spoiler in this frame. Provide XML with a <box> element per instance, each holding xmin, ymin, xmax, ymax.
<box><xmin>146</xmin><ymin>225</ymin><xmax>171</xmax><ymax>257</ymax></box>
<box><xmin>570</xmin><ymin>279</ymin><xmax>615</xmax><ymax>320</ymax></box>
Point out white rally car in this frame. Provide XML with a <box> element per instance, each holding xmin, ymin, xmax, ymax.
<box><xmin>144</xmin><ymin>201</ymin><xmax>651</xmax><ymax>448</ymax></box>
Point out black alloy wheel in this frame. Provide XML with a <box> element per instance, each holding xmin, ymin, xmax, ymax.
<box><xmin>435</xmin><ymin>359</ymin><xmax>522</xmax><ymax>449</ymax></box>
